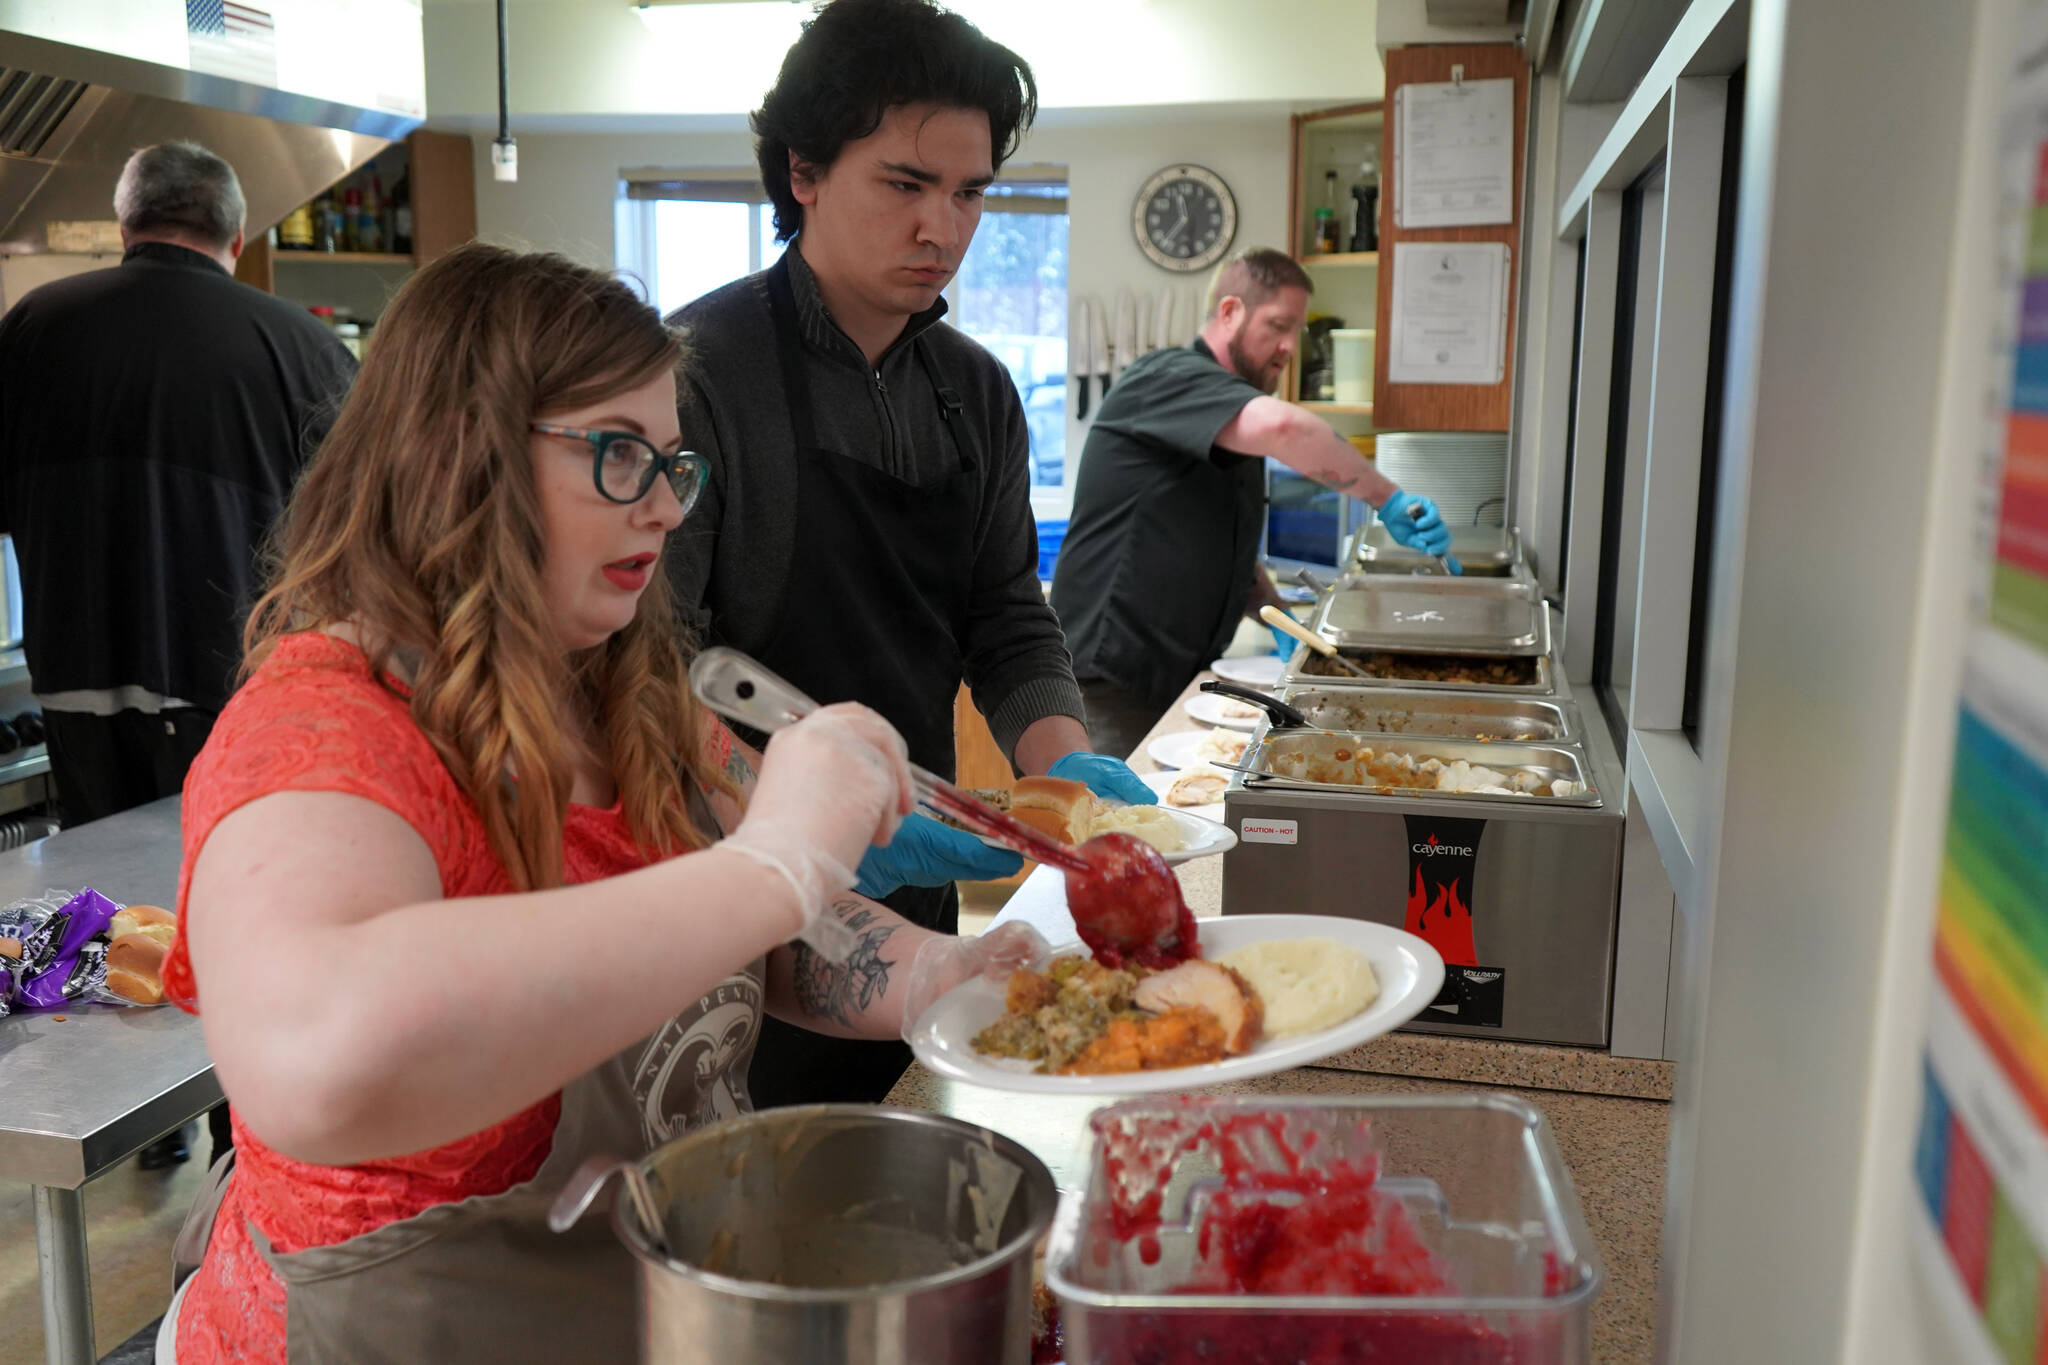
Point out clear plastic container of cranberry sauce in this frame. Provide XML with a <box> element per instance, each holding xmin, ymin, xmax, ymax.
<box><xmin>1046</xmin><ymin>1094</ymin><xmax>1603</xmax><ymax>1365</ymax></box>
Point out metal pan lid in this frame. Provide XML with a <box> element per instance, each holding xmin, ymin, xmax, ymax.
<box><xmin>1310</xmin><ymin>577</ymin><xmax>1549</xmax><ymax>655</ymax></box>
<box><xmin>1352</xmin><ymin>523</ymin><xmax>1522</xmax><ymax>568</ymax></box>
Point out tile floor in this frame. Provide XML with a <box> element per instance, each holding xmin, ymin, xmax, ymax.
<box><xmin>1</xmin><ymin>1150</ymin><xmax>206</xmax><ymax>1365</ymax></box>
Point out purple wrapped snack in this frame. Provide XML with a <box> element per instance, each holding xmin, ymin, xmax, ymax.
<box><xmin>16</xmin><ymin>888</ymin><xmax>120</xmax><ymax>1009</ymax></box>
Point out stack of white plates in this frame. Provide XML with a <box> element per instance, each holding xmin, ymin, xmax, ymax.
<box><xmin>1372</xmin><ymin>432</ymin><xmax>1509</xmax><ymax>528</ymax></box>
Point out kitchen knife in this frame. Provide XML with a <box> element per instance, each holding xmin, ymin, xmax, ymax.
<box><xmin>1156</xmin><ymin>284</ymin><xmax>1176</xmax><ymax>350</ymax></box>
<box><xmin>1073</xmin><ymin>296</ymin><xmax>1094</xmax><ymax>420</ymax></box>
<box><xmin>1112</xmin><ymin>289</ymin><xmax>1136</xmax><ymax>381</ymax></box>
<box><xmin>1133</xmin><ymin>293</ymin><xmax>1152</xmax><ymax>359</ymax></box>
<box><xmin>1089</xmin><ymin>295</ymin><xmax>1112</xmax><ymax>397</ymax></box>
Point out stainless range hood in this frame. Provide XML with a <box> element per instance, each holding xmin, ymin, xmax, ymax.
<box><xmin>0</xmin><ymin>0</ymin><xmax>425</xmax><ymax>255</ymax></box>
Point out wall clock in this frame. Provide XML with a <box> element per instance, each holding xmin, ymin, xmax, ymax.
<box><xmin>1133</xmin><ymin>164</ymin><xmax>1237</xmax><ymax>273</ymax></box>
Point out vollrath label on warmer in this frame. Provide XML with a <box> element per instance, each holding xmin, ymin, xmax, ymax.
<box><xmin>1239</xmin><ymin>818</ymin><xmax>1298</xmax><ymax>845</ymax></box>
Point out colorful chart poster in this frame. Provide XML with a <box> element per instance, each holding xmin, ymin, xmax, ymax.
<box><xmin>1912</xmin><ymin>39</ymin><xmax>2048</xmax><ymax>1364</ymax></box>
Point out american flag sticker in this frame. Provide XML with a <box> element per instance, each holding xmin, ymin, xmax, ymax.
<box><xmin>187</xmin><ymin>0</ymin><xmax>278</xmax><ymax>89</ymax></box>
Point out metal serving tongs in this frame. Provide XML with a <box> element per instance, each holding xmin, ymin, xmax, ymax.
<box><xmin>689</xmin><ymin>647</ymin><xmax>1093</xmax><ymax>893</ymax></box>
<box><xmin>1259</xmin><ymin>605</ymin><xmax>1375</xmax><ymax>681</ymax></box>
<box><xmin>690</xmin><ymin>648</ymin><xmax>1198</xmax><ymax>967</ymax></box>
<box><xmin>1199</xmin><ymin>678</ymin><xmax>1310</xmax><ymax>731</ymax></box>
<box><xmin>1408</xmin><ymin>502</ymin><xmax>1463</xmax><ymax>576</ymax></box>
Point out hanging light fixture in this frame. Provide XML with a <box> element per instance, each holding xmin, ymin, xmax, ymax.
<box><xmin>491</xmin><ymin>0</ymin><xmax>516</xmax><ymax>182</ymax></box>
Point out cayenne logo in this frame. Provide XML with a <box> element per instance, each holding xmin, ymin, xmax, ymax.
<box><xmin>1412</xmin><ymin>833</ymin><xmax>1474</xmax><ymax>857</ymax></box>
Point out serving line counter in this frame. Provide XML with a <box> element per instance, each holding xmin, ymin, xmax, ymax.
<box><xmin>0</xmin><ymin>796</ymin><xmax>219</xmax><ymax>1365</ymax></box>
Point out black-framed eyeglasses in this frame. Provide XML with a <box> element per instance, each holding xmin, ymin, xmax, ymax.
<box><xmin>530</xmin><ymin>422</ymin><xmax>710</xmax><ymax>510</ymax></box>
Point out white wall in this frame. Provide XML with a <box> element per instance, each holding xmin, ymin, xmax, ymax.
<box><xmin>0</xmin><ymin>254</ymin><xmax>114</xmax><ymax>313</ymax></box>
<box><xmin>1836</xmin><ymin>0</ymin><xmax>2015</xmax><ymax>1358</ymax></box>
<box><xmin>424</xmin><ymin>0</ymin><xmax>1382</xmax><ymax>123</ymax></box>
<box><xmin>1657</xmin><ymin>0</ymin><xmax>2007</xmax><ymax>1360</ymax></box>
<box><xmin>456</xmin><ymin>109</ymin><xmax>1298</xmax><ymax>508</ymax></box>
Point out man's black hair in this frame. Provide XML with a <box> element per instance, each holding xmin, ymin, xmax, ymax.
<box><xmin>752</xmin><ymin>0</ymin><xmax>1038</xmax><ymax>243</ymax></box>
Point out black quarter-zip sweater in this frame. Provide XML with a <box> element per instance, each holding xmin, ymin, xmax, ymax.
<box><xmin>0</xmin><ymin>242</ymin><xmax>356</xmax><ymax>714</ymax></box>
<box><xmin>665</xmin><ymin>240</ymin><xmax>1084</xmax><ymax>759</ymax></box>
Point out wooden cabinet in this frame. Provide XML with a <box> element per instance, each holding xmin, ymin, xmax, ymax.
<box><xmin>1286</xmin><ymin>104</ymin><xmax>1385</xmax><ymax>441</ymax></box>
<box><xmin>1369</xmin><ymin>45</ymin><xmax>1528</xmax><ymax>433</ymax></box>
<box><xmin>235</xmin><ymin>128</ymin><xmax>477</xmax><ymax>319</ymax></box>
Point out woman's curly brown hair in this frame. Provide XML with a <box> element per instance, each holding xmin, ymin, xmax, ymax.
<box><xmin>245</xmin><ymin>242</ymin><xmax>727</xmax><ymax>889</ymax></box>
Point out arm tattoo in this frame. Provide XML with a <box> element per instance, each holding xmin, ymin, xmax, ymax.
<box><xmin>723</xmin><ymin>745</ymin><xmax>754</xmax><ymax>787</ymax></box>
<box><xmin>791</xmin><ymin>899</ymin><xmax>898</xmax><ymax>1030</ymax></box>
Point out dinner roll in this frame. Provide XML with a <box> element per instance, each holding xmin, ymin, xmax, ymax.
<box><xmin>1010</xmin><ymin>806</ymin><xmax>1079</xmax><ymax>845</ymax></box>
<box><xmin>1010</xmin><ymin>776</ymin><xmax>1093</xmax><ymax>844</ymax></box>
<box><xmin>105</xmin><ymin>932</ymin><xmax>167</xmax><ymax>1004</ymax></box>
<box><xmin>109</xmin><ymin>904</ymin><xmax>177</xmax><ymax>946</ymax></box>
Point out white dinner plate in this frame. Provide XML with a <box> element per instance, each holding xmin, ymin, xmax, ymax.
<box><xmin>909</xmin><ymin>914</ymin><xmax>1446</xmax><ymax>1096</ymax></box>
<box><xmin>1184</xmin><ymin>691</ymin><xmax>1265</xmax><ymax>731</ymax></box>
<box><xmin>1146</xmin><ymin>728</ymin><xmax>1249</xmax><ymax>772</ymax></box>
<box><xmin>1140</xmin><ymin>768</ymin><xmax>1225</xmax><ymax>822</ymax></box>
<box><xmin>1209</xmin><ymin>655</ymin><xmax>1285</xmax><ymax>687</ymax></box>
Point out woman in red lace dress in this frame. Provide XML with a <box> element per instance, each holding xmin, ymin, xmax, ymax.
<box><xmin>157</xmin><ymin>243</ymin><xmax>1039</xmax><ymax>1364</ymax></box>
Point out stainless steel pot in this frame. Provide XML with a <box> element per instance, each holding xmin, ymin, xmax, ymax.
<box><xmin>550</xmin><ymin>1104</ymin><xmax>1057</xmax><ymax>1365</ymax></box>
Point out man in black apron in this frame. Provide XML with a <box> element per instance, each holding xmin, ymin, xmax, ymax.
<box><xmin>667</xmin><ymin>0</ymin><xmax>1151</xmax><ymax>1108</ymax></box>
<box><xmin>1052</xmin><ymin>249</ymin><xmax>1453</xmax><ymax>758</ymax></box>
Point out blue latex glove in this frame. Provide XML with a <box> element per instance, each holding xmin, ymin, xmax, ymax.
<box><xmin>1269</xmin><ymin>623</ymin><xmax>1297</xmax><ymax>659</ymax></box>
<box><xmin>854</xmin><ymin>812</ymin><xmax>1023</xmax><ymax>898</ymax></box>
<box><xmin>1048</xmin><ymin>750</ymin><xmax>1157</xmax><ymax>805</ymax></box>
<box><xmin>1380</xmin><ymin>490</ymin><xmax>1454</xmax><ymax>558</ymax></box>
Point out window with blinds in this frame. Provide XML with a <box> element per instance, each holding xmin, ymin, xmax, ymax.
<box><xmin>616</xmin><ymin>168</ymin><xmax>1071</xmax><ymax>489</ymax></box>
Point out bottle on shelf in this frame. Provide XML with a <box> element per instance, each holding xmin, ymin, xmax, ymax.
<box><xmin>1315</xmin><ymin>170</ymin><xmax>1343</xmax><ymax>254</ymax></box>
<box><xmin>390</xmin><ymin>166</ymin><xmax>413</xmax><ymax>256</ymax></box>
<box><xmin>1349</xmin><ymin>153</ymin><xmax>1380</xmax><ymax>253</ymax></box>
<box><xmin>340</xmin><ymin>187</ymin><xmax>362</xmax><ymax>253</ymax></box>
<box><xmin>358</xmin><ymin>174</ymin><xmax>384</xmax><ymax>254</ymax></box>
<box><xmin>277</xmin><ymin>203</ymin><xmax>315</xmax><ymax>251</ymax></box>
<box><xmin>311</xmin><ymin>195</ymin><xmax>337</xmax><ymax>253</ymax></box>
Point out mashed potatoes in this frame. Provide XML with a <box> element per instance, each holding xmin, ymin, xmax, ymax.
<box><xmin>1217</xmin><ymin>937</ymin><xmax>1378</xmax><ymax>1037</ymax></box>
<box><xmin>1088</xmin><ymin>803</ymin><xmax>1185</xmax><ymax>853</ymax></box>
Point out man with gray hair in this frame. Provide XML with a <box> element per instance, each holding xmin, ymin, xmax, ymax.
<box><xmin>1051</xmin><ymin>247</ymin><xmax>1451</xmax><ymax>757</ymax></box>
<box><xmin>0</xmin><ymin>142</ymin><xmax>354</xmax><ymax>1165</ymax></box>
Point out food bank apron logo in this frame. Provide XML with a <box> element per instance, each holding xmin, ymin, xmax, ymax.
<box><xmin>632</xmin><ymin>970</ymin><xmax>763</xmax><ymax>1146</ymax></box>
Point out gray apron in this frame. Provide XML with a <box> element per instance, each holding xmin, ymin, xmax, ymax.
<box><xmin>168</xmin><ymin>783</ymin><xmax>759</xmax><ymax>1364</ymax></box>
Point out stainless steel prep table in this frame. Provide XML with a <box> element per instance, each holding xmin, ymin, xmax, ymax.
<box><xmin>0</xmin><ymin>797</ymin><xmax>217</xmax><ymax>1365</ymax></box>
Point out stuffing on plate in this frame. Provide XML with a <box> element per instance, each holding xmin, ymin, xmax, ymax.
<box><xmin>971</xmin><ymin>955</ymin><xmax>1264</xmax><ymax>1075</ymax></box>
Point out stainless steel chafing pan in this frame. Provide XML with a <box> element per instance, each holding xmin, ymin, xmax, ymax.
<box><xmin>1283</xmin><ymin>643</ymin><xmax>1557</xmax><ymax>694</ymax></box>
<box><xmin>1237</xmin><ymin>730</ymin><xmax>1602</xmax><ymax>807</ymax></box>
<box><xmin>1271</xmin><ymin>686</ymin><xmax>1581</xmax><ymax>742</ymax></box>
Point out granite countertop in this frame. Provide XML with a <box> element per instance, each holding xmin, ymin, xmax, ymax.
<box><xmin>884</xmin><ymin>1061</ymin><xmax>1668</xmax><ymax>1365</ymax></box>
<box><xmin>918</xmin><ymin>663</ymin><xmax>1676</xmax><ymax>1362</ymax></box>
<box><xmin>1101</xmin><ymin>666</ymin><xmax>1675</xmax><ymax>1102</ymax></box>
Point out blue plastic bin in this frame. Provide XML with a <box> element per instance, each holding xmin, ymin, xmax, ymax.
<box><xmin>1036</xmin><ymin>519</ymin><xmax>1067</xmax><ymax>581</ymax></box>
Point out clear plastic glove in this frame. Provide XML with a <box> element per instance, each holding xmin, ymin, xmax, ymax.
<box><xmin>1379</xmin><ymin>490</ymin><xmax>1453</xmax><ymax>557</ymax></box>
<box><xmin>854</xmin><ymin>813</ymin><xmax>1024</xmax><ymax>898</ymax></box>
<box><xmin>1269</xmin><ymin>623</ymin><xmax>1297</xmax><ymax>660</ymax></box>
<box><xmin>720</xmin><ymin>704</ymin><xmax>914</xmax><ymax>958</ymax></box>
<box><xmin>1049</xmin><ymin>750</ymin><xmax>1156</xmax><ymax>805</ymax></box>
<box><xmin>899</xmin><ymin>922</ymin><xmax>1053</xmax><ymax>1042</ymax></box>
